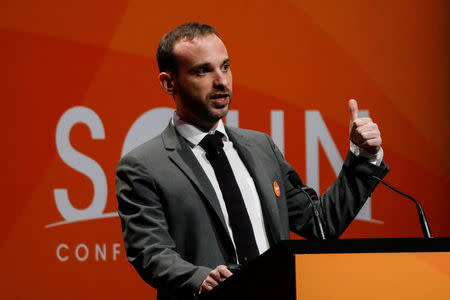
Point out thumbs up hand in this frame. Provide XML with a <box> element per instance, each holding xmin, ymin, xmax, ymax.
<box><xmin>349</xmin><ymin>99</ymin><xmax>381</xmax><ymax>155</ymax></box>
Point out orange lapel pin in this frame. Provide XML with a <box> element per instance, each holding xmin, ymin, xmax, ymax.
<box><xmin>273</xmin><ymin>181</ymin><xmax>280</xmax><ymax>197</ymax></box>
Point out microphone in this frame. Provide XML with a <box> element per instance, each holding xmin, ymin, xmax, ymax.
<box><xmin>371</xmin><ymin>175</ymin><xmax>432</xmax><ymax>239</ymax></box>
<box><xmin>289</xmin><ymin>173</ymin><xmax>326</xmax><ymax>240</ymax></box>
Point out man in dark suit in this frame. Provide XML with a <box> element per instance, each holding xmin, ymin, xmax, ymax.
<box><xmin>116</xmin><ymin>22</ymin><xmax>389</xmax><ymax>300</ymax></box>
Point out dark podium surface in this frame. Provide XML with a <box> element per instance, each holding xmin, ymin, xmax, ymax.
<box><xmin>200</xmin><ymin>238</ymin><xmax>450</xmax><ymax>300</ymax></box>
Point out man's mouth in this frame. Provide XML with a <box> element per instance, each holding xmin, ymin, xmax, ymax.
<box><xmin>209</xmin><ymin>94</ymin><xmax>229</xmax><ymax>107</ymax></box>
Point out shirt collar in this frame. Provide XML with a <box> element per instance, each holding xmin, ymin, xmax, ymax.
<box><xmin>172</xmin><ymin>111</ymin><xmax>228</xmax><ymax>146</ymax></box>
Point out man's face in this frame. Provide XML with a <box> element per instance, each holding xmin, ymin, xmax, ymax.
<box><xmin>171</xmin><ymin>33</ymin><xmax>232</xmax><ymax>130</ymax></box>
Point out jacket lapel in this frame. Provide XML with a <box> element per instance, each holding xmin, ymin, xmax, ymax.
<box><xmin>226</xmin><ymin>127</ymin><xmax>283</xmax><ymax>245</ymax></box>
<box><xmin>161</xmin><ymin>124</ymin><xmax>234</xmax><ymax>251</ymax></box>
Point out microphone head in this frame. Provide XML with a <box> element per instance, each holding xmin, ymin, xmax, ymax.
<box><xmin>289</xmin><ymin>172</ymin><xmax>303</xmax><ymax>187</ymax></box>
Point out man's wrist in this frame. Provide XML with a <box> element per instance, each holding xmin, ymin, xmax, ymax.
<box><xmin>349</xmin><ymin>141</ymin><xmax>383</xmax><ymax>166</ymax></box>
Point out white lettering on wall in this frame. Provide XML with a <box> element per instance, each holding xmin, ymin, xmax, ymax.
<box><xmin>121</xmin><ymin>107</ymin><xmax>173</xmax><ymax>157</ymax></box>
<box><xmin>95</xmin><ymin>244</ymin><xmax>107</xmax><ymax>261</ymax></box>
<box><xmin>113</xmin><ymin>243</ymin><xmax>121</xmax><ymax>260</ymax></box>
<box><xmin>54</xmin><ymin>106</ymin><xmax>107</xmax><ymax>223</ymax></box>
<box><xmin>56</xmin><ymin>244</ymin><xmax>69</xmax><ymax>262</ymax></box>
<box><xmin>271</xmin><ymin>110</ymin><xmax>284</xmax><ymax>155</ymax></box>
<box><xmin>57</xmin><ymin>243</ymin><xmax>122</xmax><ymax>262</ymax></box>
<box><xmin>305</xmin><ymin>110</ymin><xmax>343</xmax><ymax>192</ymax></box>
<box><xmin>75</xmin><ymin>244</ymin><xmax>89</xmax><ymax>261</ymax></box>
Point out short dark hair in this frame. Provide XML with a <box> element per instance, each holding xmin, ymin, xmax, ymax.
<box><xmin>156</xmin><ymin>22</ymin><xmax>217</xmax><ymax>73</ymax></box>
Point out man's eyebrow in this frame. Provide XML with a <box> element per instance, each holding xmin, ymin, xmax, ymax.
<box><xmin>189</xmin><ymin>62</ymin><xmax>212</xmax><ymax>71</ymax></box>
<box><xmin>189</xmin><ymin>59</ymin><xmax>230</xmax><ymax>72</ymax></box>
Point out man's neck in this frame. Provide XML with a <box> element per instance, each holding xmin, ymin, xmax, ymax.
<box><xmin>176</xmin><ymin>113</ymin><xmax>220</xmax><ymax>132</ymax></box>
<box><xmin>172</xmin><ymin>111</ymin><xmax>228</xmax><ymax>146</ymax></box>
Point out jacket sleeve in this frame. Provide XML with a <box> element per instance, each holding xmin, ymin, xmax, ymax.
<box><xmin>116</xmin><ymin>154</ymin><xmax>211</xmax><ymax>299</ymax></box>
<box><xmin>266</xmin><ymin>134</ymin><xmax>390</xmax><ymax>239</ymax></box>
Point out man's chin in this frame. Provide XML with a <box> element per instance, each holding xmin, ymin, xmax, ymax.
<box><xmin>209</xmin><ymin>107</ymin><xmax>229</xmax><ymax>121</ymax></box>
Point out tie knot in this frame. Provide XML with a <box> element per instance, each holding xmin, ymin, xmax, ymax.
<box><xmin>200</xmin><ymin>131</ymin><xmax>224</xmax><ymax>159</ymax></box>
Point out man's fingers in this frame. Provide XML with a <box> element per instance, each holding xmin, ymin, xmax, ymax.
<box><xmin>200</xmin><ymin>279</ymin><xmax>215</xmax><ymax>292</ymax></box>
<box><xmin>200</xmin><ymin>265</ymin><xmax>233</xmax><ymax>293</ymax></box>
<box><xmin>360</xmin><ymin>130</ymin><xmax>379</xmax><ymax>140</ymax></box>
<box><xmin>354</xmin><ymin>122</ymin><xmax>378</xmax><ymax>135</ymax></box>
<box><xmin>211</xmin><ymin>265</ymin><xmax>232</xmax><ymax>282</ymax></box>
<box><xmin>201</xmin><ymin>285</ymin><xmax>213</xmax><ymax>292</ymax></box>
<box><xmin>349</xmin><ymin>99</ymin><xmax>359</xmax><ymax>122</ymax></box>
<box><xmin>209</xmin><ymin>271</ymin><xmax>220</xmax><ymax>282</ymax></box>
<box><xmin>204</xmin><ymin>277</ymin><xmax>218</xmax><ymax>287</ymax></box>
<box><xmin>199</xmin><ymin>277</ymin><xmax>218</xmax><ymax>293</ymax></box>
<box><xmin>361</xmin><ymin>137</ymin><xmax>382</xmax><ymax>148</ymax></box>
<box><xmin>353</xmin><ymin>117</ymin><xmax>373</xmax><ymax>127</ymax></box>
<box><xmin>218</xmin><ymin>265</ymin><xmax>233</xmax><ymax>278</ymax></box>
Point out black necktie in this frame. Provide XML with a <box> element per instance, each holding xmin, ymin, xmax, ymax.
<box><xmin>200</xmin><ymin>132</ymin><xmax>259</xmax><ymax>263</ymax></box>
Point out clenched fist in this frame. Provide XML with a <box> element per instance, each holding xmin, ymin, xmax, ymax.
<box><xmin>349</xmin><ymin>99</ymin><xmax>382</xmax><ymax>155</ymax></box>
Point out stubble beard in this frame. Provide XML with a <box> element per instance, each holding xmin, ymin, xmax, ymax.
<box><xmin>208</xmin><ymin>94</ymin><xmax>232</xmax><ymax>121</ymax></box>
<box><xmin>178</xmin><ymin>89</ymin><xmax>232</xmax><ymax>129</ymax></box>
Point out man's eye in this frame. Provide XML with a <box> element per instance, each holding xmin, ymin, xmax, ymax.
<box><xmin>222</xmin><ymin>64</ymin><xmax>230</xmax><ymax>71</ymax></box>
<box><xmin>196</xmin><ymin>68</ymin><xmax>208</xmax><ymax>75</ymax></box>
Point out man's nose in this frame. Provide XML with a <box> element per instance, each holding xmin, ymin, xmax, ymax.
<box><xmin>213</xmin><ymin>70</ymin><xmax>229</xmax><ymax>90</ymax></box>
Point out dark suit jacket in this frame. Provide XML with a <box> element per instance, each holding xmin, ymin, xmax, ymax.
<box><xmin>116</xmin><ymin>123</ymin><xmax>389</xmax><ymax>300</ymax></box>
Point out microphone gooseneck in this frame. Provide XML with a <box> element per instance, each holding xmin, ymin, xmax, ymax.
<box><xmin>372</xmin><ymin>175</ymin><xmax>432</xmax><ymax>239</ymax></box>
<box><xmin>289</xmin><ymin>173</ymin><xmax>326</xmax><ymax>240</ymax></box>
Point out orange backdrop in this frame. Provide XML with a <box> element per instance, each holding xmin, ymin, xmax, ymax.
<box><xmin>1</xmin><ymin>1</ymin><xmax>449</xmax><ymax>299</ymax></box>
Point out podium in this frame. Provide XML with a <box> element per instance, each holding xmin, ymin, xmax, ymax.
<box><xmin>200</xmin><ymin>238</ymin><xmax>450</xmax><ymax>300</ymax></box>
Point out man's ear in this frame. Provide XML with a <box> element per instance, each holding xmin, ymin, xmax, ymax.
<box><xmin>159</xmin><ymin>72</ymin><xmax>176</xmax><ymax>95</ymax></box>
